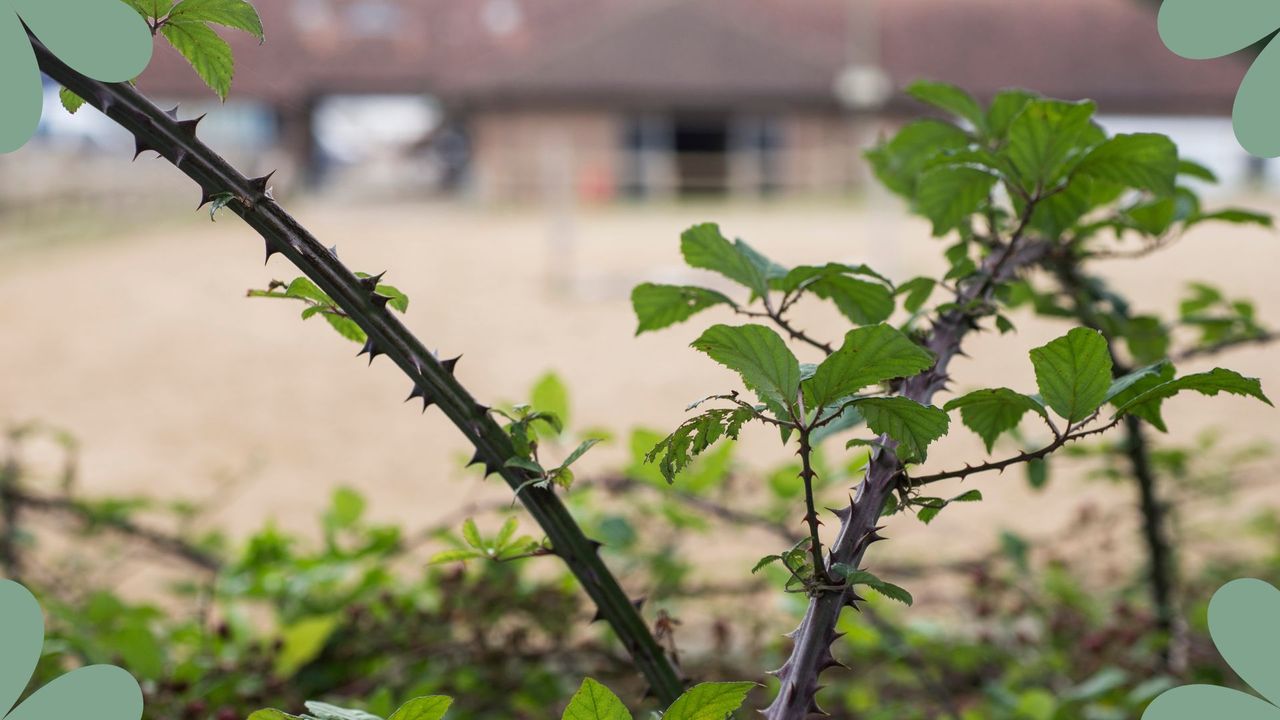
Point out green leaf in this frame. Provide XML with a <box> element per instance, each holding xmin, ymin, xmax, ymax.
<box><xmin>751</xmin><ymin>555</ymin><xmax>782</xmax><ymax>574</ymax></box>
<box><xmin>504</xmin><ymin>456</ymin><xmax>544</xmax><ymax>475</ymax></box>
<box><xmin>1003</xmin><ymin>99</ymin><xmax>1098</xmax><ymax>192</ymax></box>
<box><xmin>1188</xmin><ymin>208</ymin><xmax>1274</xmax><ymax>229</ymax></box>
<box><xmin>1104</xmin><ymin>362</ymin><xmax>1171</xmax><ymax>404</ymax></box>
<box><xmin>1026</xmin><ymin>458</ymin><xmax>1049</xmax><ymax>489</ymax></box>
<box><xmin>944</xmin><ymin>388</ymin><xmax>1046</xmax><ymax>452</ymax></box>
<box><xmin>1178</xmin><ymin>158</ymin><xmax>1218</xmax><ymax>182</ymax></box>
<box><xmin>631</xmin><ymin>283</ymin><xmax>734</xmax><ymax>335</ymax></box>
<box><xmin>248</xmin><ymin>711</ymin><xmax>300</xmax><ymax>720</ymax></box>
<box><xmin>428</xmin><ymin>549</ymin><xmax>481</xmax><ymax>565</ymax></box>
<box><xmin>914</xmin><ymin>165</ymin><xmax>999</xmax><ymax>235</ymax></box>
<box><xmin>856</xmin><ymin>397</ymin><xmax>950</xmax><ymax>461</ymax></box>
<box><xmin>896</xmin><ymin>277</ymin><xmax>936</xmax><ymax>314</ymax></box>
<box><xmin>558</xmin><ymin>439</ymin><xmax>602</xmax><ymax>470</ymax></box>
<box><xmin>1114</xmin><ymin>368</ymin><xmax>1272</xmax><ymax>431</ymax></box>
<box><xmin>830</xmin><ymin>566</ymin><xmax>914</xmax><ymax>606</ymax></box>
<box><xmin>273</xmin><ymin>615</ymin><xmax>340</xmax><ymax>678</ymax></box>
<box><xmin>305</xmin><ymin>702</ymin><xmax>383</xmax><ymax>720</ymax></box>
<box><xmin>121</xmin><ymin>0</ymin><xmax>175</xmax><ymax>19</ymax></box>
<box><xmin>1074</xmin><ymin>133</ymin><xmax>1178</xmax><ymax>196</ymax></box>
<box><xmin>866</xmin><ymin>120</ymin><xmax>971</xmax><ymax>197</ymax></box>
<box><xmin>985</xmin><ymin>89</ymin><xmax>1038</xmax><ymax>140</ymax></box>
<box><xmin>161</xmin><ymin>18</ymin><xmax>235</xmax><ymax>100</ymax></box>
<box><xmin>691</xmin><ymin>325</ymin><xmax>800</xmax><ymax>412</ymax></box>
<box><xmin>680</xmin><ymin>223</ymin><xmax>781</xmax><ymax>296</ymax></box>
<box><xmin>59</xmin><ymin>86</ymin><xmax>86</xmax><ymax>114</ymax></box>
<box><xmin>285</xmin><ymin>277</ymin><xmax>331</xmax><ymax>304</ymax></box>
<box><xmin>1028</xmin><ymin>327</ymin><xmax>1113</xmax><ymax>423</ymax></box>
<box><xmin>168</xmin><ymin>0</ymin><xmax>264</xmax><ymax>41</ymax></box>
<box><xmin>324</xmin><ymin>487</ymin><xmax>365</xmax><ymax>530</ymax></box>
<box><xmin>461</xmin><ymin>518</ymin><xmax>484</xmax><ymax>551</ymax></box>
<box><xmin>647</xmin><ymin>407</ymin><xmax>756</xmax><ymax>483</ymax></box>
<box><xmin>804</xmin><ymin>324</ymin><xmax>934</xmax><ymax>409</ymax></box>
<box><xmin>323</xmin><ymin>314</ymin><xmax>366</xmax><ymax>343</ymax></box>
<box><xmin>906</xmin><ymin>80</ymin><xmax>986</xmax><ymax>131</ymax></box>
<box><xmin>662</xmin><ymin>682</ymin><xmax>755</xmax><ymax>720</ymax></box>
<box><xmin>494</xmin><ymin>516</ymin><xmax>518</xmax><ymax>549</ymax></box>
<box><xmin>810</xmin><ymin>275</ymin><xmax>895</xmax><ymax>325</ymax></box>
<box><xmin>531</xmin><ymin>372</ymin><xmax>571</xmax><ymax>431</ymax></box>
<box><xmin>387</xmin><ymin>698</ymin><xmax>452</xmax><ymax>720</ymax></box>
<box><xmin>561</xmin><ymin>678</ymin><xmax>632</xmax><ymax>720</ymax></box>
<box><xmin>1108</xmin><ymin>362</ymin><xmax>1176</xmax><ymax>431</ymax></box>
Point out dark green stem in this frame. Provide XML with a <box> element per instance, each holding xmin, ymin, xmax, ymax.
<box><xmin>796</xmin><ymin>429</ymin><xmax>828</xmax><ymax>584</ymax></box>
<box><xmin>1052</xmin><ymin>260</ymin><xmax>1179</xmax><ymax>667</ymax></box>
<box><xmin>34</xmin><ymin>37</ymin><xmax>682</xmax><ymax>703</ymax></box>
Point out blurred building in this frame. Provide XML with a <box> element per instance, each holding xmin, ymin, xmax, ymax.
<box><xmin>85</xmin><ymin>1</ymin><xmax>1262</xmax><ymax>199</ymax></box>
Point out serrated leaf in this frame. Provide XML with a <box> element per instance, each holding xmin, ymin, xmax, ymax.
<box><xmin>914</xmin><ymin>165</ymin><xmax>998</xmax><ymax>236</ymax></box>
<box><xmin>121</xmin><ymin>0</ymin><xmax>176</xmax><ymax>18</ymax></box>
<box><xmin>906</xmin><ymin>80</ymin><xmax>986</xmax><ymax>132</ymax></box>
<box><xmin>561</xmin><ymin>678</ymin><xmax>631</xmax><ymax>720</ymax></box>
<box><xmin>248</xmin><ymin>711</ymin><xmax>300</xmax><ymax>720</ymax></box>
<box><xmin>830</xmin><ymin>566</ymin><xmax>914</xmax><ymax>605</ymax></box>
<box><xmin>631</xmin><ymin>283</ymin><xmax>733</xmax><ymax>335</ymax></box>
<box><xmin>804</xmin><ymin>324</ymin><xmax>934</xmax><ymax>409</ymax></box>
<box><xmin>647</xmin><ymin>407</ymin><xmax>755</xmax><ymax>482</ymax></box>
<box><xmin>494</xmin><ymin>516</ymin><xmax>518</xmax><ymax>549</ymax></box>
<box><xmin>680</xmin><ymin>224</ymin><xmax>781</xmax><ymax>296</ymax></box>
<box><xmin>856</xmin><ymin>397</ymin><xmax>950</xmax><ymax>461</ymax></box>
<box><xmin>388</xmin><ymin>696</ymin><xmax>452</xmax><ymax>720</ymax></box>
<box><xmin>168</xmin><ymin>0</ymin><xmax>264</xmax><ymax>41</ymax></box>
<box><xmin>866</xmin><ymin>119</ymin><xmax>971</xmax><ymax>197</ymax></box>
<box><xmin>662</xmin><ymin>682</ymin><xmax>755</xmax><ymax>720</ymax></box>
<box><xmin>952</xmin><ymin>489</ymin><xmax>983</xmax><ymax>503</ymax></box>
<box><xmin>1114</xmin><ymin>368</ymin><xmax>1272</xmax><ymax>431</ymax></box>
<box><xmin>1003</xmin><ymin>99</ymin><xmax>1098</xmax><ymax>192</ymax></box>
<box><xmin>461</xmin><ymin>518</ymin><xmax>484</xmax><ymax>551</ymax></box>
<box><xmin>504</xmin><ymin>457</ymin><xmax>544</xmax><ymax>474</ymax></box>
<box><xmin>161</xmin><ymin>19</ymin><xmax>234</xmax><ymax>100</ymax></box>
<box><xmin>59</xmin><ymin>86</ymin><xmax>86</xmax><ymax>114</ymax></box>
<box><xmin>1103</xmin><ymin>362</ymin><xmax>1171</xmax><ymax>404</ymax></box>
<box><xmin>428</xmin><ymin>549</ymin><xmax>481</xmax><ymax>565</ymax></box>
<box><xmin>810</xmin><ymin>275</ymin><xmax>895</xmax><ymax>325</ymax></box>
<box><xmin>944</xmin><ymin>388</ymin><xmax>1045</xmax><ymax>452</ymax></box>
<box><xmin>323</xmin><ymin>314</ymin><xmax>366</xmax><ymax>344</ymax></box>
<box><xmin>985</xmin><ymin>89</ymin><xmax>1039</xmax><ymax>140</ymax></box>
<box><xmin>1074</xmin><ymin>133</ymin><xmax>1178</xmax><ymax>196</ymax></box>
<box><xmin>751</xmin><ymin>555</ymin><xmax>782</xmax><ymax>574</ymax></box>
<box><xmin>691</xmin><ymin>324</ymin><xmax>800</xmax><ymax>412</ymax></box>
<box><xmin>558</xmin><ymin>439</ymin><xmax>601</xmax><ymax>470</ymax></box>
<box><xmin>274</xmin><ymin>615</ymin><xmax>339</xmax><ymax>678</ymax></box>
<box><xmin>1029</xmin><ymin>327</ymin><xmax>1113</xmax><ymax>423</ymax></box>
<box><xmin>896</xmin><ymin>276</ymin><xmax>936</xmax><ymax>314</ymax></box>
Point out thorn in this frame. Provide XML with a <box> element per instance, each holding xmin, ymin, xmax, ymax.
<box><xmin>405</xmin><ymin>385</ymin><xmax>433</xmax><ymax>412</ymax></box>
<box><xmin>358</xmin><ymin>272</ymin><xmax>386</xmax><ymax>292</ymax></box>
<box><xmin>357</xmin><ymin>338</ymin><xmax>383</xmax><ymax>364</ymax></box>
<box><xmin>631</xmin><ymin>596</ymin><xmax>646</xmax><ymax>611</ymax></box>
<box><xmin>264</xmin><ymin>240</ymin><xmax>279</xmax><ymax>264</ymax></box>
<box><xmin>641</xmin><ymin>685</ymin><xmax>657</xmax><ymax>700</ymax></box>
<box><xmin>587</xmin><ymin>538</ymin><xmax>604</xmax><ymax>553</ymax></box>
<box><xmin>173</xmin><ymin>149</ymin><xmax>187</xmax><ymax>167</ymax></box>
<box><xmin>474</xmin><ymin>403</ymin><xmax>491</xmax><ymax>416</ymax></box>
<box><xmin>163</xmin><ymin>105</ymin><xmax>180</xmax><ymax>121</ymax></box>
<box><xmin>441</xmin><ymin>355</ymin><xmax>461</xmax><ymax>374</ymax></box>
<box><xmin>466</xmin><ymin>450</ymin><xmax>486</xmax><ymax>469</ymax></box>
<box><xmin>328</xmin><ymin>245</ymin><xmax>340</xmax><ymax>258</ymax></box>
<box><xmin>370</xmin><ymin>293</ymin><xmax>392</xmax><ymax>309</ymax></box>
<box><xmin>590</xmin><ymin>607</ymin><xmax>605</xmax><ymax>624</ymax></box>
<box><xmin>248</xmin><ymin>171</ymin><xmax>275</xmax><ymax>199</ymax></box>
<box><xmin>177</xmin><ymin>114</ymin><xmax>204</xmax><ymax>139</ymax></box>
<box><xmin>132</xmin><ymin>136</ymin><xmax>157</xmax><ymax>160</ymax></box>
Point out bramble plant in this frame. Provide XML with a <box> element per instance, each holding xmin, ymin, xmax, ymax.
<box><xmin>16</xmin><ymin>6</ymin><xmax>1278</xmax><ymax>719</ymax></box>
<box><xmin>633</xmin><ymin>83</ymin><xmax>1272</xmax><ymax>717</ymax></box>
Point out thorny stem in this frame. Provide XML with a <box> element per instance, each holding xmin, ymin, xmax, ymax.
<box><xmin>1051</xmin><ymin>258</ymin><xmax>1185</xmax><ymax>671</ymax></box>
<box><xmin>796</xmin><ymin>429</ymin><xmax>829</xmax><ymax>585</ymax></box>
<box><xmin>763</xmin><ymin>200</ymin><xmax>1047</xmax><ymax>719</ymax></box>
<box><xmin>33</xmin><ymin>37</ymin><xmax>683</xmax><ymax>704</ymax></box>
<box><xmin>907</xmin><ymin>418</ymin><xmax>1122</xmax><ymax>487</ymax></box>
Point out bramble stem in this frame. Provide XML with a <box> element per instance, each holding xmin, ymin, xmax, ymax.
<box><xmin>33</xmin><ymin>36</ymin><xmax>682</xmax><ymax>703</ymax></box>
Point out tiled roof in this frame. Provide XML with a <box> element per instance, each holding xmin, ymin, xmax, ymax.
<box><xmin>135</xmin><ymin>0</ymin><xmax>1247</xmax><ymax>114</ymax></box>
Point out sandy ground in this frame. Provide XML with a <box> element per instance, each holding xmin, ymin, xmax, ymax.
<box><xmin>2</xmin><ymin>190</ymin><xmax>1278</xmax><ymax>599</ymax></box>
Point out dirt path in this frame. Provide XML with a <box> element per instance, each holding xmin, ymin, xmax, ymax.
<box><xmin>2</xmin><ymin>196</ymin><xmax>1277</xmax><ymax>590</ymax></box>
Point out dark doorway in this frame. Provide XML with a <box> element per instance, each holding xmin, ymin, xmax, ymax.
<box><xmin>673</xmin><ymin>116</ymin><xmax>729</xmax><ymax>195</ymax></box>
